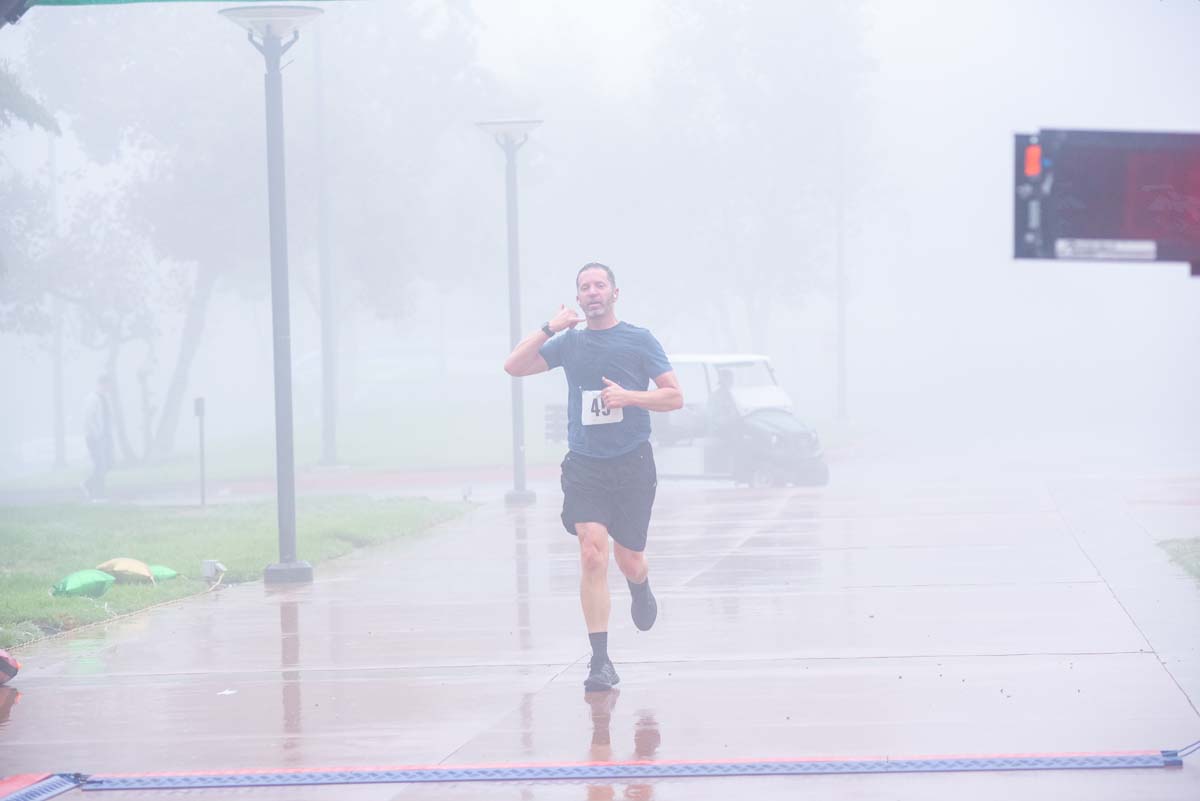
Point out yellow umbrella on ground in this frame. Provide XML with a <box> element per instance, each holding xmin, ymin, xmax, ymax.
<box><xmin>96</xmin><ymin>558</ymin><xmax>156</xmax><ymax>584</ymax></box>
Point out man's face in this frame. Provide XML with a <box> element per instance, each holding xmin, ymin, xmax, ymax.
<box><xmin>576</xmin><ymin>268</ymin><xmax>618</xmax><ymax>319</ymax></box>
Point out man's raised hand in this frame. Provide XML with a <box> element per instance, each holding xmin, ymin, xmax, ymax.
<box><xmin>549</xmin><ymin>304</ymin><xmax>583</xmax><ymax>333</ymax></box>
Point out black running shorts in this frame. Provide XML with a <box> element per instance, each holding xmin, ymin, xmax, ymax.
<box><xmin>560</xmin><ymin>441</ymin><xmax>658</xmax><ymax>552</ymax></box>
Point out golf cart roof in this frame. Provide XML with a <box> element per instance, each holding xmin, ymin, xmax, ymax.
<box><xmin>669</xmin><ymin>353</ymin><xmax>771</xmax><ymax>366</ymax></box>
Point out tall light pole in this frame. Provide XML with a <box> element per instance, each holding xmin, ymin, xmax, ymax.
<box><xmin>313</xmin><ymin>28</ymin><xmax>338</xmax><ymax>467</ymax></box>
<box><xmin>48</xmin><ymin>134</ymin><xmax>66</xmax><ymax>469</ymax></box>
<box><xmin>835</xmin><ymin>164</ymin><xmax>847</xmax><ymax>422</ymax></box>
<box><xmin>221</xmin><ymin>5</ymin><xmax>322</xmax><ymax>583</ymax></box>
<box><xmin>479</xmin><ymin>120</ymin><xmax>541</xmax><ymax>507</ymax></box>
<box><xmin>834</xmin><ymin>110</ymin><xmax>850</xmax><ymax>423</ymax></box>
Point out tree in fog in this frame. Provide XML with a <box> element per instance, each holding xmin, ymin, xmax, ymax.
<box><xmin>0</xmin><ymin>62</ymin><xmax>57</xmax><ymax>285</ymax></box>
<box><xmin>641</xmin><ymin>2</ymin><xmax>869</xmax><ymax>353</ymax></box>
<box><xmin>22</xmin><ymin>3</ymin><xmax>491</xmax><ymax>460</ymax></box>
<box><xmin>1</xmin><ymin>128</ymin><xmax>179</xmax><ymax>462</ymax></box>
<box><xmin>23</xmin><ymin>9</ymin><xmax>279</xmax><ymax>459</ymax></box>
<box><xmin>0</xmin><ymin>63</ymin><xmax>70</xmax><ymax>464</ymax></box>
<box><xmin>294</xmin><ymin>2</ymin><xmax>493</xmax><ymax>315</ymax></box>
<box><xmin>0</xmin><ymin>63</ymin><xmax>56</xmax><ymax>134</ymax></box>
<box><xmin>0</xmin><ymin>173</ymin><xmax>54</xmax><ymax>334</ymax></box>
<box><xmin>58</xmin><ymin>178</ymin><xmax>181</xmax><ymax>463</ymax></box>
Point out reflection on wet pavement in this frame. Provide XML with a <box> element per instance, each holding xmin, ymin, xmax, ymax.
<box><xmin>2</xmin><ymin>478</ymin><xmax>1199</xmax><ymax>799</ymax></box>
<box><xmin>582</xmin><ymin>689</ymin><xmax>661</xmax><ymax>801</ymax></box>
<box><xmin>0</xmin><ymin>687</ymin><xmax>19</xmax><ymax>729</ymax></box>
<box><xmin>279</xmin><ymin>599</ymin><xmax>302</xmax><ymax>762</ymax></box>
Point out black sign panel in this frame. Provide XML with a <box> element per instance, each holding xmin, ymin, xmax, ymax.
<box><xmin>1014</xmin><ymin>129</ymin><xmax>1200</xmax><ymax>273</ymax></box>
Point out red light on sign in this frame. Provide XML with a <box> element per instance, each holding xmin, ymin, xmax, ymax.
<box><xmin>1024</xmin><ymin>144</ymin><xmax>1042</xmax><ymax>177</ymax></box>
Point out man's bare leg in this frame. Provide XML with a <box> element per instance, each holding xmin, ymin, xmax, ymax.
<box><xmin>614</xmin><ymin>541</ymin><xmax>657</xmax><ymax>631</ymax></box>
<box><xmin>577</xmin><ymin>522</ymin><xmax>620</xmax><ymax>690</ymax></box>
<box><xmin>577</xmin><ymin>522</ymin><xmax>612</xmax><ymax>632</ymax></box>
<box><xmin>613</xmin><ymin>543</ymin><xmax>647</xmax><ymax>584</ymax></box>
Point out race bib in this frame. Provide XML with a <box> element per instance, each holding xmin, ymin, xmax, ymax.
<box><xmin>581</xmin><ymin>389</ymin><xmax>623</xmax><ymax>426</ymax></box>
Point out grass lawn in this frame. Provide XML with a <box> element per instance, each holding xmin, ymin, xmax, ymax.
<box><xmin>0</xmin><ymin>399</ymin><xmax>538</xmax><ymax>496</ymax></box>
<box><xmin>1161</xmin><ymin>538</ymin><xmax>1200</xmax><ymax>584</ymax></box>
<box><xmin>0</xmin><ymin>496</ymin><xmax>467</xmax><ymax>650</ymax></box>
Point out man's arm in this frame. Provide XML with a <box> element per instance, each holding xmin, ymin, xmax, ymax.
<box><xmin>504</xmin><ymin>304</ymin><xmax>582</xmax><ymax>377</ymax></box>
<box><xmin>503</xmin><ymin>329</ymin><xmax>551</xmax><ymax>377</ymax></box>
<box><xmin>600</xmin><ymin>371</ymin><xmax>684</xmax><ymax>412</ymax></box>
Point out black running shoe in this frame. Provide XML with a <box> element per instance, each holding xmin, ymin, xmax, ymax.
<box><xmin>584</xmin><ymin>658</ymin><xmax>620</xmax><ymax>691</ymax></box>
<box><xmin>630</xmin><ymin>581</ymin><xmax>658</xmax><ymax>631</ymax></box>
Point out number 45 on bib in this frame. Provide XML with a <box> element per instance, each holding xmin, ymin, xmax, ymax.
<box><xmin>581</xmin><ymin>389</ymin><xmax>623</xmax><ymax>426</ymax></box>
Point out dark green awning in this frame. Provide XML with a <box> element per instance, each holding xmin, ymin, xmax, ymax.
<box><xmin>37</xmin><ymin>0</ymin><xmax>343</xmax><ymax>5</ymax></box>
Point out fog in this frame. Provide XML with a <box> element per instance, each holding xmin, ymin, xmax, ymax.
<box><xmin>2</xmin><ymin>0</ymin><xmax>1198</xmax><ymax>493</ymax></box>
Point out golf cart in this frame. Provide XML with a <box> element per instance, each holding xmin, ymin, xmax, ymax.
<box><xmin>651</xmin><ymin>354</ymin><xmax>828</xmax><ymax>487</ymax></box>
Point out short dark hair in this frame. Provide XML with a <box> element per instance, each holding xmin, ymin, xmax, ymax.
<box><xmin>576</xmin><ymin>262</ymin><xmax>616</xmax><ymax>288</ymax></box>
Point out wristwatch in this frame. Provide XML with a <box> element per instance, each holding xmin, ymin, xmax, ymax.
<box><xmin>541</xmin><ymin>322</ymin><xmax>555</xmax><ymax>338</ymax></box>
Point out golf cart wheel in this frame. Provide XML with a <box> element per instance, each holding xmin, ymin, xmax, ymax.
<box><xmin>748</xmin><ymin>467</ymin><xmax>779</xmax><ymax>488</ymax></box>
<box><xmin>796</xmin><ymin>462</ymin><xmax>830</xmax><ymax>487</ymax></box>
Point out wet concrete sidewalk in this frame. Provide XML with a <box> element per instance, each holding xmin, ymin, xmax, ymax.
<box><xmin>2</xmin><ymin>473</ymin><xmax>1199</xmax><ymax>799</ymax></box>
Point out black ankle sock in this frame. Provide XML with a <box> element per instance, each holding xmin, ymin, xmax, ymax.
<box><xmin>589</xmin><ymin>632</ymin><xmax>608</xmax><ymax>664</ymax></box>
<box><xmin>628</xmin><ymin>576</ymin><xmax>651</xmax><ymax>597</ymax></box>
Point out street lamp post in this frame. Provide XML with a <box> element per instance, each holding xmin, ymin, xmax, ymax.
<box><xmin>479</xmin><ymin>119</ymin><xmax>541</xmax><ymax>507</ymax></box>
<box><xmin>313</xmin><ymin>29</ymin><xmax>338</xmax><ymax>467</ymax></box>
<box><xmin>221</xmin><ymin>5</ymin><xmax>322</xmax><ymax>583</ymax></box>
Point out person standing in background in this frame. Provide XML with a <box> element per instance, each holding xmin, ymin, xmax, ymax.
<box><xmin>83</xmin><ymin>374</ymin><xmax>114</xmax><ymax>500</ymax></box>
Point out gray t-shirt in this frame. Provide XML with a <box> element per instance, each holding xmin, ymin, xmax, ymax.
<box><xmin>540</xmin><ymin>321</ymin><xmax>673</xmax><ymax>458</ymax></box>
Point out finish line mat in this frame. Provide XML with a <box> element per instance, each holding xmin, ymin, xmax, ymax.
<box><xmin>1</xmin><ymin>748</ymin><xmax>1190</xmax><ymax>798</ymax></box>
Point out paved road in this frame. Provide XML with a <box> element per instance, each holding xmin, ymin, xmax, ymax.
<box><xmin>2</xmin><ymin>471</ymin><xmax>1199</xmax><ymax>799</ymax></box>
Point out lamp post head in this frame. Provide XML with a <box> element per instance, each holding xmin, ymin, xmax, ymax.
<box><xmin>477</xmin><ymin>120</ymin><xmax>543</xmax><ymax>138</ymax></box>
<box><xmin>478</xmin><ymin>119</ymin><xmax>543</xmax><ymax>150</ymax></box>
<box><xmin>220</xmin><ymin>5</ymin><xmax>323</xmax><ymax>40</ymax></box>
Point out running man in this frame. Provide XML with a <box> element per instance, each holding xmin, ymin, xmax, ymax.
<box><xmin>504</xmin><ymin>262</ymin><xmax>683</xmax><ymax>690</ymax></box>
